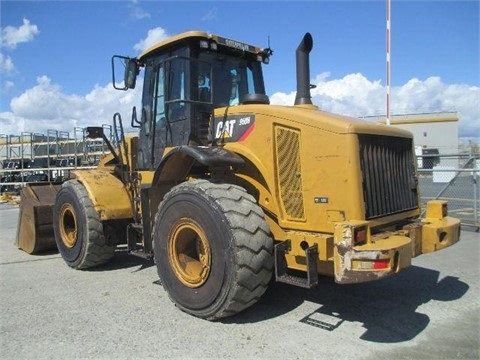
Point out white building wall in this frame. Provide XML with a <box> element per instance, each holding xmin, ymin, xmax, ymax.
<box><xmin>363</xmin><ymin>112</ymin><xmax>460</xmax><ymax>167</ymax></box>
<box><xmin>391</xmin><ymin>121</ymin><xmax>458</xmax><ymax>150</ymax></box>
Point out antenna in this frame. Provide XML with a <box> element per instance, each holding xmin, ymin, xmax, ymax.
<box><xmin>265</xmin><ymin>35</ymin><xmax>273</xmax><ymax>56</ymax></box>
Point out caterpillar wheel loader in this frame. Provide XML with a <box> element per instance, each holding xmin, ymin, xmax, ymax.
<box><xmin>16</xmin><ymin>31</ymin><xmax>461</xmax><ymax>320</ymax></box>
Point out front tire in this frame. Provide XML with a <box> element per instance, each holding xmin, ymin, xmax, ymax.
<box><xmin>153</xmin><ymin>180</ymin><xmax>273</xmax><ymax>320</ymax></box>
<box><xmin>53</xmin><ymin>180</ymin><xmax>115</xmax><ymax>269</ymax></box>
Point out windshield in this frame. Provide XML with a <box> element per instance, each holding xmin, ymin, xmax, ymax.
<box><xmin>197</xmin><ymin>52</ymin><xmax>265</xmax><ymax>107</ymax></box>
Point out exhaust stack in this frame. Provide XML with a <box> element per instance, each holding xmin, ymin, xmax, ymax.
<box><xmin>294</xmin><ymin>32</ymin><xmax>313</xmax><ymax>106</ymax></box>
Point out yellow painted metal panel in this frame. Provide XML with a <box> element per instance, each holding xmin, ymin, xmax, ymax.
<box><xmin>73</xmin><ymin>169</ymin><xmax>133</xmax><ymax>221</ymax></box>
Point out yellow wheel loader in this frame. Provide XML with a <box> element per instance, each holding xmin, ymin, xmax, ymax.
<box><xmin>16</xmin><ymin>31</ymin><xmax>461</xmax><ymax>320</ymax></box>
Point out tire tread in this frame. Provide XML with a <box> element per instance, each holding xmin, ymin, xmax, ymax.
<box><xmin>56</xmin><ymin>180</ymin><xmax>115</xmax><ymax>269</ymax></box>
<box><xmin>156</xmin><ymin>179</ymin><xmax>273</xmax><ymax>320</ymax></box>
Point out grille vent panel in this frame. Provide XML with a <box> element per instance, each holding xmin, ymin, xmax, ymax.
<box><xmin>358</xmin><ymin>134</ymin><xmax>418</xmax><ymax>219</ymax></box>
<box><xmin>275</xmin><ymin>126</ymin><xmax>305</xmax><ymax>220</ymax></box>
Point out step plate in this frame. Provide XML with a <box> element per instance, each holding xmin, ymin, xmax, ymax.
<box><xmin>274</xmin><ymin>240</ymin><xmax>318</xmax><ymax>288</ymax></box>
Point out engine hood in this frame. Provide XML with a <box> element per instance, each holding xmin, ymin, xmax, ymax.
<box><xmin>228</xmin><ymin>104</ymin><xmax>413</xmax><ymax>139</ymax></box>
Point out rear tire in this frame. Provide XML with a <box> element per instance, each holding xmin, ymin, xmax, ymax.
<box><xmin>53</xmin><ymin>180</ymin><xmax>115</xmax><ymax>269</ymax></box>
<box><xmin>153</xmin><ymin>179</ymin><xmax>273</xmax><ymax>320</ymax></box>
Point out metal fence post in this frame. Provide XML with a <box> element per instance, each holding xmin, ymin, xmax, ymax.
<box><xmin>474</xmin><ymin>160</ymin><xmax>478</xmax><ymax>231</ymax></box>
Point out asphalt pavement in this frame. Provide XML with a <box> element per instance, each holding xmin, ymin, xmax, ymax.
<box><xmin>0</xmin><ymin>203</ymin><xmax>479</xmax><ymax>360</ymax></box>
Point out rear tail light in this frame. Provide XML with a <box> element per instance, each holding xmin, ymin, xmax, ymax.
<box><xmin>353</xmin><ymin>258</ymin><xmax>391</xmax><ymax>270</ymax></box>
<box><xmin>373</xmin><ymin>259</ymin><xmax>390</xmax><ymax>269</ymax></box>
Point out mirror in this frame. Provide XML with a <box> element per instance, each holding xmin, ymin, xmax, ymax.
<box><xmin>124</xmin><ymin>59</ymin><xmax>138</xmax><ymax>89</ymax></box>
<box><xmin>111</xmin><ymin>55</ymin><xmax>139</xmax><ymax>90</ymax></box>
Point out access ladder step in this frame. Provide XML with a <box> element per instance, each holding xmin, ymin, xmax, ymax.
<box><xmin>274</xmin><ymin>240</ymin><xmax>319</xmax><ymax>288</ymax></box>
<box><xmin>129</xmin><ymin>249</ymin><xmax>154</xmax><ymax>261</ymax></box>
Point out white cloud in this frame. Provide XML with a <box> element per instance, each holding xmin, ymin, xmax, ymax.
<box><xmin>1</xmin><ymin>18</ymin><xmax>39</xmax><ymax>49</ymax></box>
<box><xmin>1</xmin><ymin>75</ymin><xmax>142</xmax><ymax>136</ymax></box>
<box><xmin>0</xmin><ymin>111</ymin><xmax>26</xmax><ymax>135</ymax></box>
<box><xmin>272</xmin><ymin>72</ymin><xmax>385</xmax><ymax>116</ymax></box>
<box><xmin>1</xmin><ymin>18</ymin><xmax>39</xmax><ymax>100</ymax></box>
<box><xmin>128</xmin><ymin>2</ymin><xmax>151</xmax><ymax>21</ymax></box>
<box><xmin>133</xmin><ymin>27</ymin><xmax>169</xmax><ymax>54</ymax></box>
<box><xmin>0</xmin><ymin>53</ymin><xmax>15</xmax><ymax>74</ymax></box>
<box><xmin>271</xmin><ymin>73</ymin><xmax>480</xmax><ymax>140</ymax></box>
<box><xmin>0</xmin><ymin>72</ymin><xmax>477</xmax><ymax>144</ymax></box>
<box><xmin>2</xmin><ymin>80</ymin><xmax>14</xmax><ymax>93</ymax></box>
<box><xmin>202</xmin><ymin>7</ymin><xmax>218</xmax><ymax>22</ymax></box>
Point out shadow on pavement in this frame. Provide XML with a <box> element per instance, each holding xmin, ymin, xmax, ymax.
<box><xmin>227</xmin><ymin>265</ymin><xmax>469</xmax><ymax>343</ymax></box>
<box><xmin>92</xmin><ymin>249</ymin><xmax>155</xmax><ymax>272</ymax></box>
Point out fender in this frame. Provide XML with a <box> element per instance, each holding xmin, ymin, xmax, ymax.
<box><xmin>140</xmin><ymin>146</ymin><xmax>245</xmax><ymax>252</ymax></box>
<box><xmin>72</xmin><ymin>169</ymin><xmax>133</xmax><ymax>221</ymax></box>
<box><xmin>152</xmin><ymin>145</ymin><xmax>245</xmax><ymax>186</ymax></box>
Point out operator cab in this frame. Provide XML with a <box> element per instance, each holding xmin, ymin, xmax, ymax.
<box><xmin>114</xmin><ymin>31</ymin><xmax>271</xmax><ymax>170</ymax></box>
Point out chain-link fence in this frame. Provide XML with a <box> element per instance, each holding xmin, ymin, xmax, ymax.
<box><xmin>417</xmin><ymin>151</ymin><xmax>479</xmax><ymax>230</ymax></box>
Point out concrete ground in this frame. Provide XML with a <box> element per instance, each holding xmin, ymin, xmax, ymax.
<box><xmin>0</xmin><ymin>202</ymin><xmax>478</xmax><ymax>360</ymax></box>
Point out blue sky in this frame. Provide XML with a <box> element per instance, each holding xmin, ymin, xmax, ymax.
<box><xmin>1</xmin><ymin>0</ymin><xmax>479</xmax><ymax>142</ymax></box>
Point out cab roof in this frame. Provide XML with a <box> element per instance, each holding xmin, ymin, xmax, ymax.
<box><xmin>138</xmin><ymin>30</ymin><xmax>266</xmax><ymax>61</ymax></box>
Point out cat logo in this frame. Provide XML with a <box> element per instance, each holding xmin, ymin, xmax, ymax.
<box><xmin>216</xmin><ymin>119</ymin><xmax>236</xmax><ymax>138</ymax></box>
<box><xmin>214</xmin><ymin>115</ymin><xmax>255</xmax><ymax>142</ymax></box>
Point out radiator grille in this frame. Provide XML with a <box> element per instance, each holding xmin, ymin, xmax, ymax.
<box><xmin>358</xmin><ymin>134</ymin><xmax>418</xmax><ymax>219</ymax></box>
<box><xmin>275</xmin><ymin>126</ymin><xmax>305</xmax><ymax>220</ymax></box>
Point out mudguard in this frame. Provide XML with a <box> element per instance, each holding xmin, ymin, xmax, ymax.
<box><xmin>152</xmin><ymin>145</ymin><xmax>245</xmax><ymax>185</ymax></box>
<box><xmin>72</xmin><ymin>169</ymin><xmax>133</xmax><ymax>221</ymax></box>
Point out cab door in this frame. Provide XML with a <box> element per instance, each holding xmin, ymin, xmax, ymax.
<box><xmin>137</xmin><ymin>61</ymin><xmax>167</xmax><ymax>170</ymax></box>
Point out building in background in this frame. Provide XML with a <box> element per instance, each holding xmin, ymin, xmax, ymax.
<box><xmin>364</xmin><ymin>111</ymin><xmax>459</xmax><ymax>167</ymax></box>
<box><xmin>364</xmin><ymin>111</ymin><xmax>458</xmax><ymax>151</ymax></box>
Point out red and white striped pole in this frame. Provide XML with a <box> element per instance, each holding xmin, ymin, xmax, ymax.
<box><xmin>386</xmin><ymin>0</ymin><xmax>391</xmax><ymax>125</ymax></box>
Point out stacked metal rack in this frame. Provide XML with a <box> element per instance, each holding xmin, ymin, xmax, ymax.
<box><xmin>0</xmin><ymin>125</ymin><xmax>113</xmax><ymax>193</ymax></box>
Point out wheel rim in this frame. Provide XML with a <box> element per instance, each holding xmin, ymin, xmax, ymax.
<box><xmin>169</xmin><ymin>219</ymin><xmax>211</xmax><ymax>288</ymax></box>
<box><xmin>59</xmin><ymin>204</ymin><xmax>78</xmax><ymax>248</ymax></box>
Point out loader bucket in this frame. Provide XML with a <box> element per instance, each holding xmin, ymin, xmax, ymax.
<box><xmin>16</xmin><ymin>183</ymin><xmax>62</xmax><ymax>254</ymax></box>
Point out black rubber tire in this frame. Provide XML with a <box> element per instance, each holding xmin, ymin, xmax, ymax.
<box><xmin>53</xmin><ymin>180</ymin><xmax>116</xmax><ymax>269</ymax></box>
<box><xmin>153</xmin><ymin>179</ymin><xmax>273</xmax><ymax>320</ymax></box>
